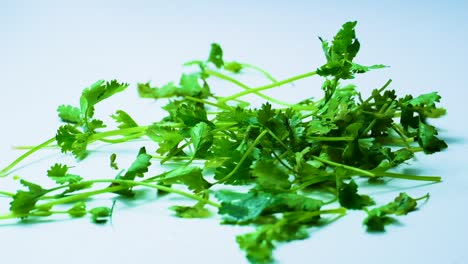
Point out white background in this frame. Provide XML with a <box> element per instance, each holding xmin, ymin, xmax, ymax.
<box><xmin>1</xmin><ymin>1</ymin><xmax>467</xmax><ymax>263</ymax></box>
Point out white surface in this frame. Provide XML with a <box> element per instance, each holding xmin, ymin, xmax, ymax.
<box><xmin>1</xmin><ymin>1</ymin><xmax>467</xmax><ymax>263</ymax></box>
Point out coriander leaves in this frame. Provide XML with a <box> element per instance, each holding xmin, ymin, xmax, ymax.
<box><xmin>0</xmin><ymin>21</ymin><xmax>447</xmax><ymax>264</ymax></box>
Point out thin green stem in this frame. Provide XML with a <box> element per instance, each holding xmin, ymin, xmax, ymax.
<box><xmin>184</xmin><ymin>95</ymin><xmax>231</xmax><ymax>110</ymax></box>
<box><xmin>307</xmin><ymin>136</ymin><xmax>355</xmax><ymax>142</ymax></box>
<box><xmin>36</xmin><ymin>179</ymin><xmax>220</xmax><ymax>210</ymax></box>
<box><xmin>89</xmin><ymin>126</ymin><xmax>148</xmax><ymax>141</ymax></box>
<box><xmin>0</xmin><ymin>137</ymin><xmax>56</xmax><ymax>177</ymax></box>
<box><xmin>0</xmin><ymin>191</ymin><xmax>14</xmax><ymax>197</ymax></box>
<box><xmin>98</xmin><ymin>132</ymin><xmax>146</xmax><ymax>144</ymax></box>
<box><xmin>219</xmin><ymin>71</ymin><xmax>317</xmax><ymax>103</ymax></box>
<box><xmin>372</xmin><ymin>171</ymin><xmax>441</xmax><ymax>182</ymax></box>
<box><xmin>205</xmin><ymin>69</ymin><xmax>293</xmax><ymax>107</ymax></box>
<box><xmin>238</xmin><ymin>63</ymin><xmax>278</xmax><ymax>82</ymax></box>
<box><xmin>216</xmin><ymin>130</ymin><xmax>268</xmax><ymax>183</ymax></box>
<box><xmin>311</xmin><ymin>155</ymin><xmax>376</xmax><ymax>177</ymax></box>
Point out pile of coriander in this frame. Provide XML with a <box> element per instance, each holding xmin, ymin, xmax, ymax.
<box><xmin>0</xmin><ymin>21</ymin><xmax>447</xmax><ymax>263</ymax></box>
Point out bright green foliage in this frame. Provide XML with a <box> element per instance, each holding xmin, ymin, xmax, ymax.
<box><xmin>0</xmin><ymin>21</ymin><xmax>448</xmax><ymax>264</ymax></box>
<box><xmin>120</xmin><ymin>147</ymin><xmax>152</xmax><ymax>180</ymax></box>
<box><xmin>160</xmin><ymin>166</ymin><xmax>211</xmax><ymax>193</ymax></box>
<box><xmin>417</xmin><ymin>120</ymin><xmax>448</xmax><ymax>154</ymax></box>
<box><xmin>338</xmin><ymin>179</ymin><xmax>375</xmax><ymax>209</ymax></box>
<box><xmin>170</xmin><ymin>203</ymin><xmax>212</xmax><ymax>218</ymax></box>
<box><xmin>10</xmin><ymin>179</ymin><xmax>48</xmax><ymax>215</ymax></box>
<box><xmin>112</xmin><ymin>147</ymin><xmax>152</xmax><ymax>196</ymax></box>
<box><xmin>57</xmin><ymin>105</ymin><xmax>82</xmax><ymax>124</ymax></box>
<box><xmin>208</xmin><ymin>43</ymin><xmax>224</xmax><ymax>68</ymax></box>
<box><xmin>252</xmin><ymin>159</ymin><xmax>291</xmax><ymax>193</ymax></box>
<box><xmin>111</xmin><ymin>110</ymin><xmax>138</xmax><ymax>129</ymax></box>
<box><xmin>363</xmin><ymin>193</ymin><xmax>424</xmax><ymax>231</ymax></box>
<box><xmin>190</xmin><ymin>122</ymin><xmax>213</xmax><ymax>158</ymax></box>
<box><xmin>47</xmin><ymin>163</ymin><xmax>83</xmax><ymax>185</ymax></box>
<box><xmin>137</xmin><ymin>73</ymin><xmax>210</xmax><ymax>100</ymax></box>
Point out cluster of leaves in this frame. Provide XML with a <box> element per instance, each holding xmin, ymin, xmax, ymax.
<box><xmin>0</xmin><ymin>21</ymin><xmax>447</xmax><ymax>263</ymax></box>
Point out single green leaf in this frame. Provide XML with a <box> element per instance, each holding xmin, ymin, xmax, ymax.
<box><xmin>57</xmin><ymin>105</ymin><xmax>82</xmax><ymax>124</ymax></box>
<box><xmin>339</xmin><ymin>179</ymin><xmax>375</xmax><ymax>209</ymax></box>
<box><xmin>216</xmin><ymin>191</ymin><xmax>272</xmax><ymax>223</ymax></box>
<box><xmin>10</xmin><ymin>179</ymin><xmax>48</xmax><ymax>215</ymax></box>
<box><xmin>190</xmin><ymin>122</ymin><xmax>213</xmax><ymax>158</ymax></box>
<box><xmin>161</xmin><ymin>166</ymin><xmax>211</xmax><ymax>193</ymax></box>
<box><xmin>122</xmin><ymin>147</ymin><xmax>152</xmax><ymax>180</ymax></box>
<box><xmin>47</xmin><ymin>163</ymin><xmax>83</xmax><ymax>185</ymax></box>
<box><xmin>252</xmin><ymin>159</ymin><xmax>291</xmax><ymax>193</ymax></box>
<box><xmin>111</xmin><ymin>110</ymin><xmax>138</xmax><ymax>129</ymax></box>
<box><xmin>417</xmin><ymin>120</ymin><xmax>447</xmax><ymax>154</ymax></box>
<box><xmin>170</xmin><ymin>204</ymin><xmax>212</xmax><ymax>218</ymax></box>
<box><xmin>207</xmin><ymin>43</ymin><xmax>224</xmax><ymax>68</ymax></box>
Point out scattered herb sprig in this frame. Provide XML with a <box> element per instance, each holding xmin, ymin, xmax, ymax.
<box><xmin>0</xmin><ymin>21</ymin><xmax>447</xmax><ymax>263</ymax></box>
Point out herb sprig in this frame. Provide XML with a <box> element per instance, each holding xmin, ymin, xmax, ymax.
<box><xmin>0</xmin><ymin>21</ymin><xmax>447</xmax><ymax>263</ymax></box>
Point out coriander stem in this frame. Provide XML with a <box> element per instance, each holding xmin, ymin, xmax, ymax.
<box><xmin>219</xmin><ymin>71</ymin><xmax>317</xmax><ymax>103</ymax></box>
<box><xmin>205</xmin><ymin>69</ymin><xmax>293</xmax><ymax>107</ymax></box>
<box><xmin>238</xmin><ymin>63</ymin><xmax>278</xmax><ymax>82</ymax></box>
<box><xmin>307</xmin><ymin>136</ymin><xmax>355</xmax><ymax>142</ymax></box>
<box><xmin>98</xmin><ymin>132</ymin><xmax>146</xmax><ymax>143</ymax></box>
<box><xmin>89</xmin><ymin>126</ymin><xmax>149</xmax><ymax>141</ymax></box>
<box><xmin>0</xmin><ymin>190</ymin><xmax>14</xmax><ymax>197</ymax></box>
<box><xmin>0</xmin><ymin>137</ymin><xmax>56</xmax><ymax>177</ymax></box>
<box><xmin>311</xmin><ymin>155</ymin><xmax>376</xmax><ymax>177</ymax></box>
<box><xmin>373</xmin><ymin>171</ymin><xmax>441</xmax><ymax>182</ymax></box>
<box><xmin>36</xmin><ymin>179</ymin><xmax>220</xmax><ymax>210</ymax></box>
<box><xmin>216</xmin><ymin>130</ymin><xmax>268</xmax><ymax>183</ymax></box>
<box><xmin>184</xmin><ymin>95</ymin><xmax>231</xmax><ymax>110</ymax></box>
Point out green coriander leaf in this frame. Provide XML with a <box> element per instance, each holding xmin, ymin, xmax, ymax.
<box><xmin>110</xmin><ymin>153</ymin><xmax>119</xmax><ymax>170</ymax></box>
<box><xmin>363</xmin><ymin>212</ymin><xmax>396</xmax><ymax>232</ymax></box>
<box><xmin>351</xmin><ymin>63</ymin><xmax>387</xmax><ymax>74</ymax></box>
<box><xmin>207</xmin><ymin>43</ymin><xmax>224</xmax><ymax>68</ymax></box>
<box><xmin>10</xmin><ymin>179</ymin><xmax>48</xmax><ymax>215</ymax></box>
<box><xmin>170</xmin><ymin>204</ymin><xmax>212</xmax><ymax>218</ymax></box>
<box><xmin>264</xmin><ymin>193</ymin><xmax>323</xmax><ymax>213</ymax></box>
<box><xmin>57</xmin><ymin>105</ymin><xmax>82</xmax><ymax>124</ymax></box>
<box><xmin>339</xmin><ymin>179</ymin><xmax>375</xmax><ymax>209</ymax></box>
<box><xmin>80</xmin><ymin>80</ymin><xmax>129</xmax><ymax>120</ymax></box>
<box><xmin>391</xmin><ymin>192</ymin><xmax>419</xmax><ymax>215</ymax></box>
<box><xmin>121</xmin><ymin>147</ymin><xmax>152</xmax><ymax>181</ymax></box>
<box><xmin>252</xmin><ymin>159</ymin><xmax>291</xmax><ymax>193</ymax></box>
<box><xmin>236</xmin><ymin>228</ymin><xmax>275</xmax><ymax>264</ymax></box>
<box><xmin>47</xmin><ymin>163</ymin><xmax>82</xmax><ymax>185</ymax></box>
<box><xmin>161</xmin><ymin>166</ymin><xmax>211</xmax><ymax>193</ymax></box>
<box><xmin>363</xmin><ymin>193</ymin><xmax>421</xmax><ymax>232</ymax></box>
<box><xmin>190</xmin><ymin>122</ymin><xmax>213</xmax><ymax>158</ymax></box>
<box><xmin>137</xmin><ymin>82</ymin><xmax>179</xmax><ymax>99</ymax></box>
<box><xmin>407</xmin><ymin>92</ymin><xmax>441</xmax><ymax>108</ymax></box>
<box><xmin>417</xmin><ymin>120</ymin><xmax>447</xmax><ymax>154</ymax></box>
<box><xmin>146</xmin><ymin>124</ymin><xmax>185</xmax><ymax>156</ymax></box>
<box><xmin>111</xmin><ymin>110</ymin><xmax>138</xmax><ymax>129</ymax></box>
<box><xmin>216</xmin><ymin>191</ymin><xmax>272</xmax><ymax>223</ymax></box>
<box><xmin>112</xmin><ymin>147</ymin><xmax>151</xmax><ymax>196</ymax></box>
<box><xmin>55</xmin><ymin>124</ymin><xmax>90</xmax><ymax>159</ymax></box>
